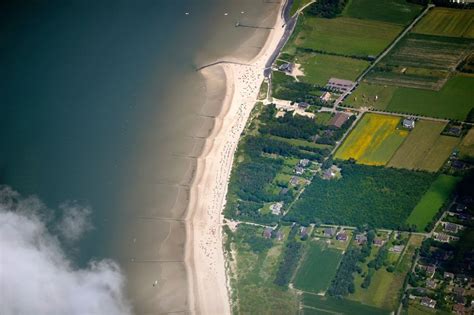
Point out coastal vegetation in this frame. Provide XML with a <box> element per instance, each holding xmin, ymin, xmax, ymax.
<box><xmin>334</xmin><ymin>113</ymin><xmax>408</xmax><ymax>165</ymax></box>
<box><xmin>287</xmin><ymin>162</ymin><xmax>436</xmax><ymax>229</ymax></box>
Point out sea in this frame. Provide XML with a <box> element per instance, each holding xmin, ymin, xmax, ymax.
<box><xmin>0</xmin><ymin>0</ymin><xmax>280</xmax><ymax>313</ymax></box>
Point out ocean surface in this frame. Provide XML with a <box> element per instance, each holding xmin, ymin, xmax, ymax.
<box><xmin>0</xmin><ymin>0</ymin><xmax>279</xmax><ymax>313</ymax></box>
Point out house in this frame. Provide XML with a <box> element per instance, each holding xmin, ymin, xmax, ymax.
<box><xmin>355</xmin><ymin>234</ymin><xmax>367</xmax><ymax>245</ymax></box>
<box><xmin>328</xmin><ymin>112</ymin><xmax>350</xmax><ymax>128</ymax></box>
<box><xmin>263</xmin><ymin>227</ymin><xmax>273</xmax><ymax>239</ymax></box>
<box><xmin>426</xmin><ymin>279</ymin><xmax>437</xmax><ymax>289</ymax></box>
<box><xmin>279</xmin><ymin>187</ymin><xmax>289</xmax><ymax>196</ymax></box>
<box><xmin>373</xmin><ymin>238</ymin><xmax>385</xmax><ymax>247</ymax></box>
<box><xmin>434</xmin><ymin>232</ymin><xmax>450</xmax><ymax>243</ymax></box>
<box><xmin>336</xmin><ymin>231</ymin><xmax>348</xmax><ymax>241</ymax></box>
<box><xmin>420</xmin><ymin>297</ymin><xmax>436</xmax><ymax>309</ymax></box>
<box><xmin>444</xmin><ymin>272</ymin><xmax>455</xmax><ymax>280</ymax></box>
<box><xmin>300</xmin><ymin>227</ymin><xmax>308</xmax><ymax>238</ymax></box>
<box><xmin>426</xmin><ymin>265</ymin><xmax>436</xmax><ymax>278</ymax></box>
<box><xmin>275</xmin><ymin>230</ymin><xmax>284</xmax><ymax>241</ymax></box>
<box><xmin>270</xmin><ymin>202</ymin><xmax>284</xmax><ymax>215</ymax></box>
<box><xmin>452</xmin><ymin>303</ymin><xmax>467</xmax><ymax>315</ymax></box>
<box><xmin>295</xmin><ymin>166</ymin><xmax>304</xmax><ymax>175</ymax></box>
<box><xmin>320</xmin><ymin>92</ymin><xmax>331</xmax><ymax>102</ymax></box>
<box><xmin>453</xmin><ymin>286</ymin><xmax>464</xmax><ymax>296</ymax></box>
<box><xmin>289</xmin><ymin>176</ymin><xmax>299</xmax><ymax>186</ymax></box>
<box><xmin>323</xmin><ymin>227</ymin><xmax>336</xmax><ymax>237</ymax></box>
<box><xmin>390</xmin><ymin>245</ymin><xmax>405</xmax><ymax>253</ymax></box>
<box><xmin>443</xmin><ymin>222</ymin><xmax>463</xmax><ymax>234</ymax></box>
<box><xmin>299</xmin><ymin>159</ymin><xmax>310</xmax><ymax>167</ymax></box>
<box><xmin>298</xmin><ymin>102</ymin><xmax>310</xmax><ymax>109</ymax></box>
<box><xmin>278</xmin><ymin>62</ymin><xmax>294</xmax><ymax>73</ymax></box>
<box><xmin>403</xmin><ymin>118</ymin><xmax>415</xmax><ymax>129</ymax></box>
<box><xmin>326</xmin><ymin>78</ymin><xmax>355</xmax><ymax>92</ymax></box>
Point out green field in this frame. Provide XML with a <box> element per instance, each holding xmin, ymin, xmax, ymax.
<box><xmin>314</xmin><ymin>112</ymin><xmax>333</xmax><ymax>125</ymax></box>
<box><xmin>413</xmin><ymin>8</ymin><xmax>474</xmax><ymax>38</ymax></box>
<box><xmin>297</xmin><ymin>53</ymin><xmax>369</xmax><ymax>85</ymax></box>
<box><xmin>288</xmin><ymin>15</ymin><xmax>403</xmax><ymax>57</ymax></box>
<box><xmin>343</xmin><ymin>0</ymin><xmax>422</xmax><ymax>25</ymax></box>
<box><xmin>406</xmin><ymin>175</ymin><xmax>460</xmax><ymax>231</ymax></box>
<box><xmin>350</xmin><ymin>75</ymin><xmax>474</xmax><ymax>120</ymax></box>
<box><xmin>345</xmin><ymin>82</ymin><xmax>397</xmax><ymax>110</ymax></box>
<box><xmin>301</xmin><ymin>294</ymin><xmax>390</xmax><ymax>315</ymax></box>
<box><xmin>293</xmin><ymin>241</ymin><xmax>343</xmax><ymax>294</ymax></box>
<box><xmin>335</xmin><ymin>113</ymin><xmax>408</xmax><ymax>165</ymax></box>
<box><xmin>388</xmin><ymin>120</ymin><xmax>459</xmax><ymax>172</ymax></box>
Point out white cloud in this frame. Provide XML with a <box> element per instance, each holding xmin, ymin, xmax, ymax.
<box><xmin>57</xmin><ymin>202</ymin><xmax>92</xmax><ymax>242</ymax></box>
<box><xmin>0</xmin><ymin>187</ymin><xmax>132</xmax><ymax>315</ymax></box>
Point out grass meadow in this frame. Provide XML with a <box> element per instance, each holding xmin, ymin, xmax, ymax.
<box><xmin>297</xmin><ymin>53</ymin><xmax>369</xmax><ymax>85</ymax></box>
<box><xmin>387</xmin><ymin>120</ymin><xmax>459</xmax><ymax>172</ymax></box>
<box><xmin>344</xmin><ymin>82</ymin><xmax>397</xmax><ymax>110</ymax></box>
<box><xmin>406</xmin><ymin>175</ymin><xmax>460</xmax><ymax>231</ymax></box>
<box><xmin>293</xmin><ymin>241</ymin><xmax>343</xmax><ymax>294</ymax></box>
<box><xmin>335</xmin><ymin>113</ymin><xmax>408</xmax><ymax>165</ymax></box>
<box><xmin>290</xmin><ymin>16</ymin><xmax>403</xmax><ymax>57</ymax></box>
<box><xmin>301</xmin><ymin>294</ymin><xmax>390</xmax><ymax>315</ymax></box>
<box><xmin>413</xmin><ymin>8</ymin><xmax>474</xmax><ymax>38</ymax></box>
<box><xmin>343</xmin><ymin>0</ymin><xmax>422</xmax><ymax>26</ymax></box>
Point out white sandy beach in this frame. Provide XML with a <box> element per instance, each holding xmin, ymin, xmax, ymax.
<box><xmin>185</xmin><ymin>2</ymin><xmax>287</xmax><ymax>314</ymax></box>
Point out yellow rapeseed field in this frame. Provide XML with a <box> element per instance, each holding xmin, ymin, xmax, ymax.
<box><xmin>335</xmin><ymin>113</ymin><xmax>408</xmax><ymax>165</ymax></box>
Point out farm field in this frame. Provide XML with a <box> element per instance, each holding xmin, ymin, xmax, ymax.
<box><xmin>406</xmin><ymin>175</ymin><xmax>460</xmax><ymax>231</ymax></box>
<box><xmin>293</xmin><ymin>241</ymin><xmax>342</xmax><ymax>294</ymax></box>
<box><xmin>343</xmin><ymin>0</ymin><xmax>422</xmax><ymax>25</ymax></box>
<box><xmin>297</xmin><ymin>53</ymin><xmax>369</xmax><ymax>85</ymax></box>
<box><xmin>288</xmin><ymin>16</ymin><xmax>403</xmax><ymax>57</ymax></box>
<box><xmin>301</xmin><ymin>294</ymin><xmax>390</xmax><ymax>315</ymax></box>
<box><xmin>366</xmin><ymin>34</ymin><xmax>473</xmax><ymax>90</ymax></box>
<box><xmin>413</xmin><ymin>8</ymin><xmax>474</xmax><ymax>38</ymax></box>
<box><xmin>459</xmin><ymin>128</ymin><xmax>474</xmax><ymax>158</ymax></box>
<box><xmin>387</xmin><ymin>120</ymin><xmax>460</xmax><ymax>172</ymax></box>
<box><xmin>335</xmin><ymin>113</ymin><xmax>408</xmax><ymax>165</ymax></box>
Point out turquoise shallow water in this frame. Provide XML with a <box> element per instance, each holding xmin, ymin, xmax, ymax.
<box><xmin>0</xmin><ymin>0</ymin><xmax>279</xmax><ymax>312</ymax></box>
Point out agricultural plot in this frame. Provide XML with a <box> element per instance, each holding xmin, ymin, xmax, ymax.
<box><xmin>366</xmin><ymin>34</ymin><xmax>474</xmax><ymax>90</ymax></box>
<box><xmin>459</xmin><ymin>128</ymin><xmax>474</xmax><ymax>158</ymax></box>
<box><xmin>296</xmin><ymin>53</ymin><xmax>370</xmax><ymax>85</ymax></box>
<box><xmin>293</xmin><ymin>241</ymin><xmax>343</xmax><ymax>294</ymax></box>
<box><xmin>301</xmin><ymin>294</ymin><xmax>390</xmax><ymax>315</ymax></box>
<box><xmin>406</xmin><ymin>175</ymin><xmax>460</xmax><ymax>231</ymax></box>
<box><xmin>288</xmin><ymin>16</ymin><xmax>403</xmax><ymax>57</ymax></box>
<box><xmin>343</xmin><ymin>0</ymin><xmax>422</xmax><ymax>26</ymax></box>
<box><xmin>413</xmin><ymin>8</ymin><xmax>474</xmax><ymax>39</ymax></box>
<box><xmin>335</xmin><ymin>113</ymin><xmax>408</xmax><ymax>165</ymax></box>
<box><xmin>387</xmin><ymin>120</ymin><xmax>460</xmax><ymax>172</ymax></box>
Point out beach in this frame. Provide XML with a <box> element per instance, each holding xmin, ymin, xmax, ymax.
<box><xmin>185</xmin><ymin>1</ymin><xmax>288</xmax><ymax>313</ymax></box>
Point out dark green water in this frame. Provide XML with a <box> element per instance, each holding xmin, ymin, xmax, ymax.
<box><xmin>0</xmin><ymin>0</ymin><xmax>280</xmax><ymax>312</ymax></box>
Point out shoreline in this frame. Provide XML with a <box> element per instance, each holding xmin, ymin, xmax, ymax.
<box><xmin>184</xmin><ymin>1</ymin><xmax>288</xmax><ymax>314</ymax></box>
